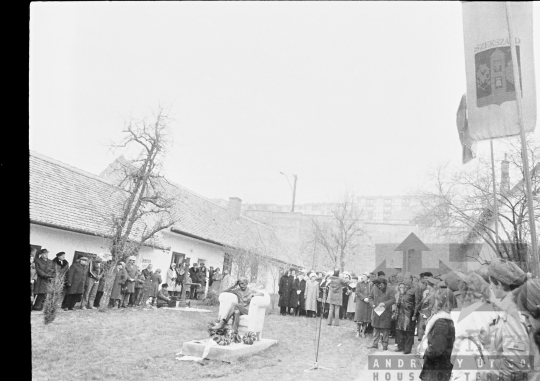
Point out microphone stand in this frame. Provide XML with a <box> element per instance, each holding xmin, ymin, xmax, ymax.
<box><xmin>304</xmin><ymin>284</ymin><xmax>332</xmax><ymax>372</ymax></box>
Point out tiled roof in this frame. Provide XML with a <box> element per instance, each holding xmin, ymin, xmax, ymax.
<box><xmin>30</xmin><ymin>152</ymin><xmax>293</xmax><ymax>264</ymax></box>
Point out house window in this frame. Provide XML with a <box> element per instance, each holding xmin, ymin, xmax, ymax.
<box><xmin>223</xmin><ymin>253</ymin><xmax>232</xmax><ymax>274</ymax></box>
<box><xmin>31</xmin><ymin>244</ymin><xmax>42</xmax><ymax>260</ymax></box>
<box><xmin>73</xmin><ymin>251</ymin><xmax>97</xmax><ymax>262</ymax></box>
<box><xmin>171</xmin><ymin>252</ymin><xmax>186</xmax><ymax>266</ymax></box>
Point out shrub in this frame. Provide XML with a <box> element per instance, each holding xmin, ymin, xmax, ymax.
<box><xmin>43</xmin><ymin>273</ymin><xmax>65</xmax><ymax>325</ymax></box>
<box><xmin>202</xmin><ymin>290</ymin><xmax>220</xmax><ymax>306</ymax></box>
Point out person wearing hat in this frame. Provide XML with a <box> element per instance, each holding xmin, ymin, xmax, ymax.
<box><xmin>339</xmin><ymin>272</ymin><xmax>351</xmax><ymax>320</ymax></box>
<box><xmin>367</xmin><ymin>278</ymin><xmax>396</xmax><ymax>351</ymax></box>
<box><xmin>481</xmin><ymin>259</ymin><xmax>530</xmax><ymax>380</ymax></box>
<box><xmin>64</xmin><ymin>256</ymin><xmax>89</xmax><ymax>311</ymax></box>
<box><xmin>416</xmin><ymin>277</ymin><xmax>437</xmax><ymax>341</ymax></box>
<box><xmin>122</xmin><ymin>256</ymin><xmax>139</xmax><ymax>307</ymax></box>
<box><xmin>288</xmin><ymin>269</ymin><xmax>300</xmax><ymax>316</ymax></box>
<box><xmin>346</xmin><ymin>276</ymin><xmax>358</xmax><ymax>320</ymax></box>
<box><xmin>33</xmin><ymin>249</ymin><xmax>55</xmax><ymax>311</ymax></box>
<box><xmin>304</xmin><ymin>272</ymin><xmax>319</xmax><ymax>317</ymax></box>
<box><xmin>514</xmin><ymin>279</ymin><xmax>540</xmax><ymax>381</ymax></box>
<box><xmin>377</xmin><ymin>271</ymin><xmax>386</xmax><ymax>279</ymax></box>
<box><xmin>395</xmin><ymin>272</ymin><xmax>422</xmax><ymax>354</ymax></box>
<box><xmin>355</xmin><ymin>273</ymin><xmax>373</xmax><ymax>337</ymax></box>
<box><xmin>297</xmin><ymin>272</ymin><xmax>307</xmax><ymax>317</ymax></box>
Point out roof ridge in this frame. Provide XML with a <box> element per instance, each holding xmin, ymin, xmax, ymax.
<box><xmin>30</xmin><ymin>150</ymin><xmax>121</xmax><ymax>191</ymax></box>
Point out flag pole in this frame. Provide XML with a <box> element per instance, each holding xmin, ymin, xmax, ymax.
<box><xmin>505</xmin><ymin>2</ymin><xmax>539</xmax><ymax>277</ymax></box>
<box><xmin>489</xmin><ymin>139</ymin><xmax>500</xmax><ymax>255</ymax></box>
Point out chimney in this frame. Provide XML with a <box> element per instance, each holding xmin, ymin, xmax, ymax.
<box><xmin>228</xmin><ymin>197</ymin><xmax>242</xmax><ymax>219</ymax></box>
<box><xmin>501</xmin><ymin>154</ymin><xmax>510</xmax><ymax>195</ymax></box>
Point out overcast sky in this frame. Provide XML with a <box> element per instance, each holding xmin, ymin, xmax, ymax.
<box><xmin>29</xmin><ymin>2</ymin><xmax>540</xmax><ymax>205</ymax></box>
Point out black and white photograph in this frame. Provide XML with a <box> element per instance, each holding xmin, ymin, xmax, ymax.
<box><xmin>29</xmin><ymin>2</ymin><xmax>540</xmax><ymax>381</ymax></box>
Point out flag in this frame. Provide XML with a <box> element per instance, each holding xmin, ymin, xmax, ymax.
<box><xmin>456</xmin><ymin>94</ymin><xmax>476</xmax><ymax>164</ymax></box>
<box><xmin>461</xmin><ymin>2</ymin><xmax>536</xmax><ymax>141</ymax></box>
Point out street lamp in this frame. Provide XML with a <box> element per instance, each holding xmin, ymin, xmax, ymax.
<box><xmin>279</xmin><ymin>172</ymin><xmax>297</xmax><ymax>212</ymax></box>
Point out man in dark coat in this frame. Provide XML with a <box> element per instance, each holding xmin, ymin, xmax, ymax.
<box><xmin>188</xmin><ymin>263</ymin><xmax>200</xmax><ymax>299</ymax></box>
<box><xmin>33</xmin><ymin>249</ymin><xmax>55</xmax><ymax>311</ymax></box>
<box><xmin>64</xmin><ymin>256</ymin><xmax>89</xmax><ymax>310</ymax></box>
<box><xmin>122</xmin><ymin>256</ymin><xmax>138</xmax><ymax>307</ymax></box>
<box><xmin>278</xmin><ymin>268</ymin><xmax>292</xmax><ymax>316</ymax></box>
<box><xmin>367</xmin><ymin>278</ymin><xmax>396</xmax><ymax>351</ymax></box>
<box><xmin>297</xmin><ymin>273</ymin><xmax>307</xmax><ymax>316</ymax></box>
<box><xmin>395</xmin><ymin>272</ymin><xmax>422</xmax><ymax>354</ymax></box>
<box><xmin>288</xmin><ymin>270</ymin><xmax>300</xmax><ymax>315</ymax></box>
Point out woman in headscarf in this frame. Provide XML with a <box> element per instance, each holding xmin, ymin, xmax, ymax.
<box><xmin>211</xmin><ymin>268</ymin><xmax>222</xmax><ymax>293</ymax></box>
<box><xmin>346</xmin><ymin>276</ymin><xmax>358</xmax><ymax>320</ymax></box>
<box><xmin>419</xmin><ymin>287</ymin><xmax>456</xmax><ymax>381</ymax></box>
<box><xmin>450</xmin><ymin>272</ymin><xmax>497</xmax><ymax>381</ymax></box>
<box><xmin>305</xmin><ymin>272</ymin><xmax>319</xmax><ymax>317</ymax></box>
<box><xmin>355</xmin><ymin>274</ymin><xmax>373</xmax><ymax>337</ymax></box>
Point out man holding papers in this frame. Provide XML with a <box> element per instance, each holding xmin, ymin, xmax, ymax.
<box><xmin>366</xmin><ymin>278</ymin><xmax>396</xmax><ymax>351</ymax></box>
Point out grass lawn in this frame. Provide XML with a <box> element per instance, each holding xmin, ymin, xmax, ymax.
<box><xmin>31</xmin><ymin>305</ymin><xmax>386</xmax><ymax>381</ymax></box>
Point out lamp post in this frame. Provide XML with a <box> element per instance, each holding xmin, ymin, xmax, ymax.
<box><xmin>280</xmin><ymin>172</ymin><xmax>297</xmax><ymax>212</ymax></box>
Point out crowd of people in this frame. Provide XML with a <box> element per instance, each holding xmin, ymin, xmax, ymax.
<box><xmin>277</xmin><ymin>264</ymin><xmax>540</xmax><ymax>381</ymax></box>
<box><xmin>31</xmin><ymin>247</ymin><xmax>235</xmax><ymax>311</ymax></box>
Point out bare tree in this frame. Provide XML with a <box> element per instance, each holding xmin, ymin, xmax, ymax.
<box><xmin>414</xmin><ymin>138</ymin><xmax>539</xmax><ymax>271</ymax></box>
<box><xmin>308</xmin><ymin>193</ymin><xmax>367</xmax><ymax>271</ymax></box>
<box><xmin>99</xmin><ymin>105</ymin><xmax>179</xmax><ymax>310</ymax></box>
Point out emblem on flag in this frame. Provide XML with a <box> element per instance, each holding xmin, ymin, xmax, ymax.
<box><xmin>475</xmin><ymin>46</ymin><xmax>522</xmax><ymax>108</ymax></box>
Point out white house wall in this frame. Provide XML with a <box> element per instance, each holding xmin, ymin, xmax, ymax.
<box><xmin>31</xmin><ymin>224</ymin><xmax>113</xmax><ymax>264</ymax></box>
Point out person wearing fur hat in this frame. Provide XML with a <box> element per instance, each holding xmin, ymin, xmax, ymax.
<box><xmin>346</xmin><ymin>276</ymin><xmax>357</xmax><ymax>320</ymax></box>
<box><xmin>418</xmin><ymin>288</ymin><xmax>456</xmax><ymax>381</ymax></box>
<box><xmin>481</xmin><ymin>259</ymin><xmax>530</xmax><ymax>380</ymax></box>
<box><xmin>304</xmin><ymin>272</ymin><xmax>319</xmax><ymax>317</ymax></box>
<box><xmin>367</xmin><ymin>278</ymin><xmax>395</xmax><ymax>351</ymax></box>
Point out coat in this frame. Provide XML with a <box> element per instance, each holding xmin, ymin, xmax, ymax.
<box><xmin>110</xmin><ymin>268</ymin><xmax>127</xmax><ymax>300</ymax></box>
<box><xmin>327</xmin><ymin>276</ymin><xmax>349</xmax><ymax>306</ymax></box>
<box><xmin>298</xmin><ymin>279</ymin><xmax>307</xmax><ymax>310</ymax></box>
<box><xmin>198</xmin><ymin>267</ymin><xmax>208</xmax><ymax>287</ymax></box>
<box><xmin>347</xmin><ymin>284</ymin><xmax>356</xmax><ymax>313</ymax></box>
<box><xmin>150</xmin><ymin>272</ymin><xmax>162</xmax><ymax>298</ymax></box>
<box><xmin>289</xmin><ymin>278</ymin><xmax>300</xmax><ymax>308</ymax></box>
<box><xmin>419</xmin><ymin>311</ymin><xmax>455</xmax><ymax>381</ymax></box>
<box><xmin>156</xmin><ymin>288</ymin><xmax>170</xmax><ymax>307</ymax></box>
<box><xmin>278</xmin><ymin>274</ymin><xmax>293</xmax><ymax>307</ymax></box>
<box><xmin>66</xmin><ymin>262</ymin><xmax>88</xmax><ymax>295</ymax></box>
<box><xmin>34</xmin><ymin>257</ymin><xmax>55</xmax><ymax>295</ymax></box>
<box><xmin>304</xmin><ymin>279</ymin><xmax>319</xmax><ymax>312</ymax></box>
<box><xmin>141</xmin><ymin>268</ymin><xmax>153</xmax><ymax>292</ymax></box>
<box><xmin>396</xmin><ymin>284</ymin><xmax>421</xmax><ymax>332</ymax></box>
<box><xmin>355</xmin><ymin>281</ymin><xmax>373</xmax><ymax>322</ymax></box>
<box><xmin>368</xmin><ymin>285</ymin><xmax>396</xmax><ymax>329</ymax></box>
<box><xmin>189</xmin><ymin>267</ymin><xmax>199</xmax><ymax>284</ymax></box>
<box><xmin>166</xmin><ymin>268</ymin><xmax>177</xmax><ymax>288</ymax></box>
<box><xmin>52</xmin><ymin>257</ymin><xmax>70</xmax><ymax>279</ymax></box>
<box><xmin>124</xmin><ymin>263</ymin><xmax>138</xmax><ymax>293</ymax></box>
